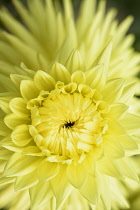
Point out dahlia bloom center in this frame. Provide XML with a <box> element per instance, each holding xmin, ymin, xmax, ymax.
<box><xmin>27</xmin><ymin>83</ymin><xmax>109</xmax><ymax>162</ymax></box>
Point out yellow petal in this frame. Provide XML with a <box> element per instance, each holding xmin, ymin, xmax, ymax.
<box><xmin>71</xmin><ymin>70</ymin><xmax>86</xmax><ymax>85</ymax></box>
<box><xmin>4</xmin><ymin>113</ymin><xmax>30</xmax><ymax>129</ymax></box>
<box><xmin>20</xmin><ymin>80</ymin><xmax>39</xmax><ymax>100</ymax></box>
<box><xmin>118</xmin><ymin>134</ymin><xmax>138</xmax><ymax>151</ymax></box>
<box><xmin>65</xmin><ymin>50</ymin><xmax>85</xmax><ymax>73</ymax></box>
<box><xmin>103</xmin><ymin>78</ymin><xmax>124</xmax><ymax>104</ymax></box>
<box><xmin>66</xmin><ymin>163</ymin><xmax>87</xmax><ymax>188</ymax></box>
<box><xmin>50</xmin><ymin>165</ymin><xmax>73</xmax><ymax>208</ymax></box>
<box><xmin>9</xmin><ymin>97</ymin><xmax>30</xmax><ymax>116</ymax></box>
<box><xmin>50</xmin><ymin>62</ymin><xmax>71</xmax><ymax>84</ymax></box>
<box><xmin>34</xmin><ymin>70</ymin><xmax>55</xmax><ymax>91</ymax></box>
<box><xmin>0</xmin><ymin>118</ymin><xmax>11</xmax><ymax>136</ymax></box>
<box><xmin>37</xmin><ymin>160</ymin><xmax>59</xmax><ymax>181</ymax></box>
<box><xmin>120</xmin><ymin>113</ymin><xmax>140</xmax><ymax>135</ymax></box>
<box><xmin>11</xmin><ymin>124</ymin><xmax>32</xmax><ymax>146</ymax></box>
<box><xmin>103</xmin><ymin>135</ymin><xmax>124</xmax><ymax>158</ymax></box>
<box><xmin>97</xmin><ymin>157</ymin><xmax>122</xmax><ymax>179</ymax></box>
<box><xmin>4</xmin><ymin>153</ymin><xmax>42</xmax><ymax>177</ymax></box>
<box><xmin>104</xmin><ymin>103</ymin><xmax>128</xmax><ymax>119</ymax></box>
<box><xmin>80</xmin><ymin>175</ymin><xmax>99</xmax><ymax>204</ymax></box>
<box><xmin>107</xmin><ymin>118</ymin><xmax>126</xmax><ymax>135</ymax></box>
<box><xmin>10</xmin><ymin>73</ymin><xmax>32</xmax><ymax>90</ymax></box>
<box><xmin>30</xmin><ymin>181</ymin><xmax>53</xmax><ymax>210</ymax></box>
<box><xmin>15</xmin><ymin>170</ymin><xmax>38</xmax><ymax>191</ymax></box>
<box><xmin>116</xmin><ymin>158</ymin><xmax>139</xmax><ymax>182</ymax></box>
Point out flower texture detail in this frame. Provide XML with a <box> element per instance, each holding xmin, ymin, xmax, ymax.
<box><xmin>0</xmin><ymin>0</ymin><xmax>140</xmax><ymax>210</ymax></box>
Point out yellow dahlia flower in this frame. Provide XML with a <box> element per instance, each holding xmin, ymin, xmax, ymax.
<box><xmin>0</xmin><ymin>0</ymin><xmax>140</xmax><ymax>210</ymax></box>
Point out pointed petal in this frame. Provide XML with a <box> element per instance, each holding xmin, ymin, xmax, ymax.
<box><xmin>50</xmin><ymin>165</ymin><xmax>73</xmax><ymax>208</ymax></box>
<box><xmin>20</xmin><ymin>80</ymin><xmax>39</xmax><ymax>100</ymax></box>
<box><xmin>37</xmin><ymin>160</ymin><xmax>59</xmax><ymax>181</ymax></box>
<box><xmin>99</xmin><ymin>174</ymin><xmax>111</xmax><ymax>210</ymax></box>
<box><xmin>120</xmin><ymin>113</ymin><xmax>140</xmax><ymax>135</ymax></box>
<box><xmin>11</xmin><ymin>124</ymin><xmax>32</xmax><ymax>146</ymax></box>
<box><xmin>116</xmin><ymin>158</ymin><xmax>139</xmax><ymax>182</ymax></box>
<box><xmin>104</xmin><ymin>103</ymin><xmax>128</xmax><ymax>119</ymax></box>
<box><xmin>10</xmin><ymin>74</ymin><xmax>32</xmax><ymax>90</ymax></box>
<box><xmin>103</xmin><ymin>79</ymin><xmax>124</xmax><ymax>104</ymax></box>
<box><xmin>71</xmin><ymin>70</ymin><xmax>86</xmax><ymax>85</ymax></box>
<box><xmin>15</xmin><ymin>170</ymin><xmax>38</xmax><ymax>191</ymax></box>
<box><xmin>34</xmin><ymin>70</ymin><xmax>55</xmax><ymax>91</ymax></box>
<box><xmin>97</xmin><ymin>157</ymin><xmax>122</xmax><ymax>179</ymax></box>
<box><xmin>30</xmin><ymin>181</ymin><xmax>53</xmax><ymax>210</ymax></box>
<box><xmin>66</xmin><ymin>163</ymin><xmax>87</xmax><ymax>188</ymax></box>
<box><xmin>4</xmin><ymin>113</ymin><xmax>30</xmax><ymax>129</ymax></box>
<box><xmin>107</xmin><ymin>118</ymin><xmax>126</xmax><ymax>135</ymax></box>
<box><xmin>50</xmin><ymin>62</ymin><xmax>71</xmax><ymax>84</ymax></box>
<box><xmin>0</xmin><ymin>118</ymin><xmax>11</xmax><ymax>136</ymax></box>
<box><xmin>103</xmin><ymin>135</ymin><xmax>124</xmax><ymax>158</ymax></box>
<box><xmin>4</xmin><ymin>153</ymin><xmax>42</xmax><ymax>177</ymax></box>
<box><xmin>85</xmin><ymin>64</ymin><xmax>106</xmax><ymax>90</ymax></box>
<box><xmin>9</xmin><ymin>97</ymin><xmax>30</xmax><ymax>116</ymax></box>
<box><xmin>80</xmin><ymin>175</ymin><xmax>99</xmax><ymax>204</ymax></box>
<box><xmin>118</xmin><ymin>134</ymin><xmax>138</xmax><ymax>151</ymax></box>
<box><xmin>65</xmin><ymin>50</ymin><xmax>85</xmax><ymax>73</ymax></box>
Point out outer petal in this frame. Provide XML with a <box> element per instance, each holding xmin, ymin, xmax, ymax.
<box><xmin>50</xmin><ymin>164</ymin><xmax>73</xmax><ymax>208</ymax></box>
<box><xmin>4</xmin><ymin>113</ymin><xmax>30</xmax><ymax>129</ymax></box>
<box><xmin>103</xmin><ymin>135</ymin><xmax>124</xmax><ymax>158</ymax></box>
<box><xmin>66</xmin><ymin>163</ymin><xmax>87</xmax><ymax>188</ymax></box>
<box><xmin>20</xmin><ymin>80</ymin><xmax>39</xmax><ymax>100</ymax></box>
<box><xmin>11</xmin><ymin>124</ymin><xmax>32</xmax><ymax>146</ymax></box>
<box><xmin>30</xmin><ymin>181</ymin><xmax>53</xmax><ymax>210</ymax></box>
<box><xmin>4</xmin><ymin>153</ymin><xmax>42</xmax><ymax>177</ymax></box>
<box><xmin>50</xmin><ymin>62</ymin><xmax>71</xmax><ymax>84</ymax></box>
<box><xmin>15</xmin><ymin>170</ymin><xmax>39</xmax><ymax>191</ymax></box>
<box><xmin>65</xmin><ymin>50</ymin><xmax>85</xmax><ymax>73</ymax></box>
<box><xmin>34</xmin><ymin>70</ymin><xmax>55</xmax><ymax>91</ymax></box>
<box><xmin>80</xmin><ymin>175</ymin><xmax>99</xmax><ymax>204</ymax></box>
<box><xmin>103</xmin><ymin>78</ymin><xmax>124</xmax><ymax>104</ymax></box>
<box><xmin>9</xmin><ymin>97</ymin><xmax>30</xmax><ymax>116</ymax></box>
<box><xmin>37</xmin><ymin>159</ymin><xmax>59</xmax><ymax>181</ymax></box>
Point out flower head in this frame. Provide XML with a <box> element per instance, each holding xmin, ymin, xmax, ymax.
<box><xmin>0</xmin><ymin>0</ymin><xmax>140</xmax><ymax>209</ymax></box>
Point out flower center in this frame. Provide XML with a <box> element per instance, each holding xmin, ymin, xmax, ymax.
<box><xmin>28</xmin><ymin>84</ymin><xmax>109</xmax><ymax>163</ymax></box>
<box><xmin>63</xmin><ymin>121</ymin><xmax>75</xmax><ymax>128</ymax></box>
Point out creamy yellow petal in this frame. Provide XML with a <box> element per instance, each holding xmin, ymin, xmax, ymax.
<box><xmin>10</xmin><ymin>73</ymin><xmax>32</xmax><ymax>90</ymax></box>
<box><xmin>4</xmin><ymin>113</ymin><xmax>30</xmax><ymax>129</ymax></box>
<box><xmin>71</xmin><ymin>70</ymin><xmax>86</xmax><ymax>85</ymax></box>
<box><xmin>65</xmin><ymin>50</ymin><xmax>85</xmax><ymax>73</ymax></box>
<box><xmin>37</xmin><ymin>160</ymin><xmax>59</xmax><ymax>181</ymax></box>
<box><xmin>15</xmin><ymin>170</ymin><xmax>38</xmax><ymax>191</ymax></box>
<box><xmin>107</xmin><ymin>118</ymin><xmax>126</xmax><ymax>135</ymax></box>
<box><xmin>4</xmin><ymin>153</ymin><xmax>42</xmax><ymax>177</ymax></box>
<box><xmin>103</xmin><ymin>135</ymin><xmax>124</xmax><ymax>158</ymax></box>
<box><xmin>20</xmin><ymin>80</ymin><xmax>39</xmax><ymax>100</ymax></box>
<box><xmin>34</xmin><ymin>70</ymin><xmax>55</xmax><ymax>91</ymax></box>
<box><xmin>97</xmin><ymin>157</ymin><xmax>122</xmax><ymax>179</ymax></box>
<box><xmin>116</xmin><ymin>158</ymin><xmax>139</xmax><ymax>182</ymax></box>
<box><xmin>11</xmin><ymin>124</ymin><xmax>32</xmax><ymax>146</ymax></box>
<box><xmin>0</xmin><ymin>147</ymin><xmax>13</xmax><ymax>160</ymax></box>
<box><xmin>80</xmin><ymin>175</ymin><xmax>99</xmax><ymax>204</ymax></box>
<box><xmin>120</xmin><ymin>113</ymin><xmax>140</xmax><ymax>135</ymax></box>
<box><xmin>103</xmin><ymin>78</ymin><xmax>124</xmax><ymax>104</ymax></box>
<box><xmin>9</xmin><ymin>97</ymin><xmax>30</xmax><ymax>116</ymax></box>
<box><xmin>30</xmin><ymin>181</ymin><xmax>53</xmax><ymax>210</ymax></box>
<box><xmin>50</xmin><ymin>165</ymin><xmax>73</xmax><ymax>208</ymax></box>
<box><xmin>66</xmin><ymin>163</ymin><xmax>87</xmax><ymax>188</ymax></box>
<box><xmin>50</xmin><ymin>62</ymin><xmax>71</xmax><ymax>84</ymax></box>
<box><xmin>0</xmin><ymin>118</ymin><xmax>11</xmax><ymax>136</ymax></box>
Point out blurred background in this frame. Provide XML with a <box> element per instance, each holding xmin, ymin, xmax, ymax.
<box><xmin>0</xmin><ymin>0</ymin><xmax>140</xmax><ymax>51</ymax></box>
